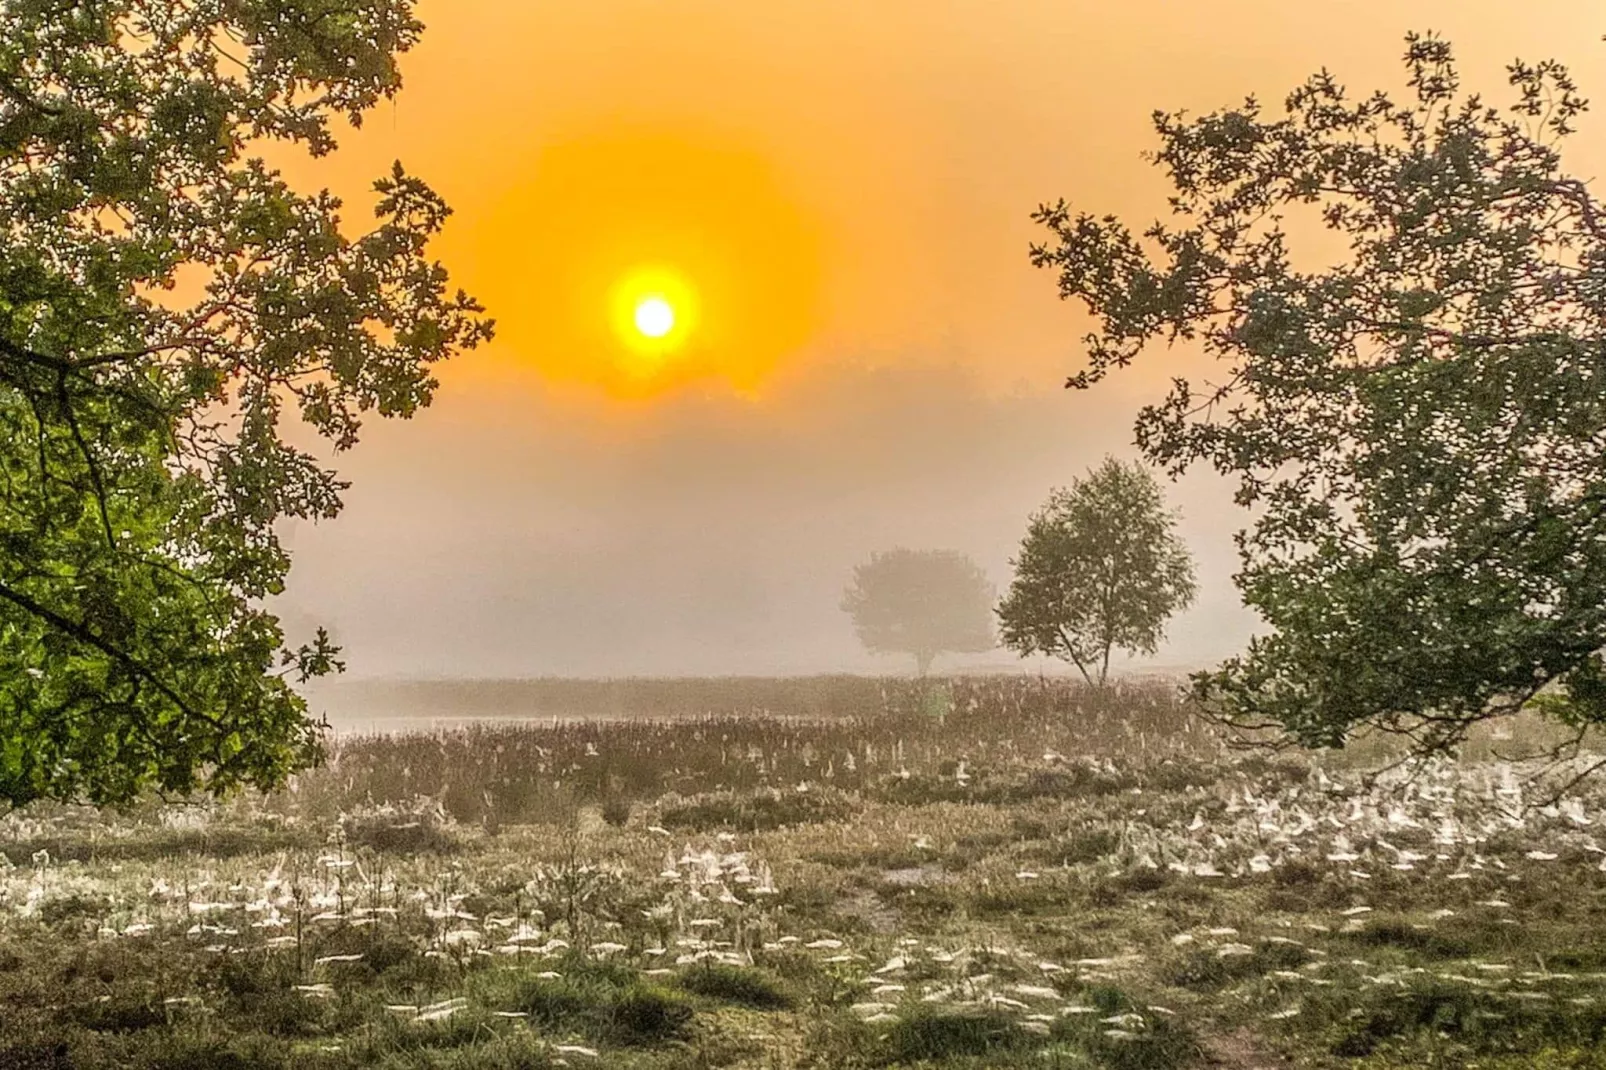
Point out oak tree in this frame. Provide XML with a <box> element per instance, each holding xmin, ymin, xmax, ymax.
<box><xmin>1031</xmin><ymin>34</ymin><xmax>1606</xmax><ymax>751</ymax></box>
<box><xmin>0</xmin><ymin>2</ymin><xmax>491</xmax><ymax>805</ymax></box>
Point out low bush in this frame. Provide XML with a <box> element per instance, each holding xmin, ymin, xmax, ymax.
<box><xmin>657</xmin><ymin>787</ymin><xmax>856</xmax><ymax>831</ymax></box>
<box><xmin>1324</xmin><ymin>981</ymin><xmax>1606</xmax><ymax>1059</ymax></box>
<box><xmin>877</xmin><ymin>1007</ymin><xmax>1036</xmax><ymax>1062</ymax></box>
<box><xmin>340</xmin><ymin>798</ymin><xmax>456</xmax><ymax>854</ymax></box>
<box><xmin>509</xmin><ymin>960</ymin><xmax>695</xmax><ymax>1047</ymax></box>
<box><xmin>677</xmin><ymin>964</ymin><xmax>793</xmax><ymax>1009</ymax></box>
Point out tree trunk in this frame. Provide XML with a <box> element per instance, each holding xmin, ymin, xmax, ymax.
<box><xmin>915</xmin><ymin>650</ymin><xmax>934</xmax><ymax>678</ymax></box>
<box><xmin>1056</xmin><ymin>627</ymin><xmax>1096</xmax><ymax>688</ymax></box>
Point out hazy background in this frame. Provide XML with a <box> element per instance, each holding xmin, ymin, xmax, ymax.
<box><xmin>274</xmin><ymin>1</ymin><xmax>1605</xmax><ymax>685</ymax></box>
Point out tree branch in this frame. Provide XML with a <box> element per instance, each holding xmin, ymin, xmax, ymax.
<box><xmin>0</xmin><ymin>335</ymin><xmax>70</xmax><ymax>374</ymax></box>
<box><xmin>0</xmin><ymin>71</ymin><xmax>63</xmax><ymax>117</ymax></box>
<box><xmin>0</xmin><ymin>578</ymin><xmax>219</xmax><ymax>729</ymax></box>
<box><xmin>56</xmin><ymin>368</ymin><xmax>116</xmax><ymax>549</ymax></box>
<box><xmin>1542</xmin><ymin>178</ymin><xmax>1605</xmax><ymax>242</ymax></box>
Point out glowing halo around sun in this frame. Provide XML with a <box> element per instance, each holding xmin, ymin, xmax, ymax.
<box><xmin>608</xmin><ymin>265</ymin><xmax>700</xmax><ymax>376</ymax></box>
<box><xmin>472</xmin><ymin>125</ymin><xmax>826</xmax><ymax>397</ymax></box>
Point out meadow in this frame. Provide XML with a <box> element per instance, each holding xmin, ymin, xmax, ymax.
<box><xmin>4</xmin><ymin>676</ymin><xmax>1606</xmax><ymax>1070</ymax></box>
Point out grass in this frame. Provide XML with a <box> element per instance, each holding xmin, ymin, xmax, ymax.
<box><xmin>507</xmin><ymin>969</ymin><xmax>695</xmax><ymax>1046</ymax></box>
<box><xmin>867</xmin><ymin>1006</ymin><xmax>1038</xmax><ymax>1062</ymax></box>
<box><xmin>657</xmin><ymin>787</ymin><xmax>859</xmax><ymax>832</ymax></box>
<box><xmin>677</xmin><ymin>964</ymin><xmax>794</xmax><ymax>1009</ymax></box>
<box><xmin>1</xmin><ymin>675</ymin><xmax>1605</xmax><ymax>1068</ymax></box>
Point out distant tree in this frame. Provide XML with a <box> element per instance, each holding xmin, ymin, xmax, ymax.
<box><xmin>1029</xmin><ymin>33</ymin><xmax>1606</xmax><ymax>751</ymax></box>
<box><xmin>841</xmin><ymin>549</ymin><xmax>995</xmax><ymax>676</ymax></box>
<box><xmin>998</xmin><ymin>458</ymin><xmax>1196</xmax><ymax>687</ymax></box>
<box><xmin>0</xmin><ymin>3</ymin><xmax>491</xmax><ymax>806</ymax></box>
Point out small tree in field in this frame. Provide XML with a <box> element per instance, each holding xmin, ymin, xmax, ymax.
<box><xmin>841</xmin><ymin>549</ymin><xmax>995</xmax><ymax>677</ymax></box>
<box><xmin>998</xmin><ymin>458</ymin><xmax>1196</xmax><ymax>686</ymax></box>
<box><xmin>1030</xmin><ymin>34</ymin><xmax>1606</xmax><ymax>751</ymax></box>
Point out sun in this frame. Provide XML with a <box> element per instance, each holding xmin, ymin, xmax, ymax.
<box><xmin>634</xmin><ymin>296</ymin><xmax>675</xmax><ymax>338</ymax></box>
<box><xmin>609</xmin><ymin>265</ymin><xmax>700</xmax><ymax>376</ymax></box>
<box><xmin>473</xmin><ymin>125</ymin><xmax>827</xmax><ymax>396</ymax></box>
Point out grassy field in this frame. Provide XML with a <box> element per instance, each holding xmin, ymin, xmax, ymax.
<box><xmin>4</xmin><ymin>676</ymin><xmax>1606</xmax><ymax>1069</ymax></box>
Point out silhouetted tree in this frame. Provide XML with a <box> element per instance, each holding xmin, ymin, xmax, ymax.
<box><xmin>998</xmin><ymin>458</ymin><xmax>1196</xmax><ymax>686</ymax></box>
<box><xmin>1031</xmin><ymin>33</ymin><xmax>1606</xmax><ymax>751</ymax></box>
<box><xmin>842</xmin><ymin>550</ymin><xmax>995</xmax><ymax>676</ymax></box>
<box><xmin>0</xmin><ymin>2</ymin><xmax>491</xmax><ymax>806</ymax></box>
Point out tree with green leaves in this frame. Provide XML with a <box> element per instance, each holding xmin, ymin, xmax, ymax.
<box><xmin>1030</xmin><ymin>33</ymin><xmax>1606</xmax><ymax>752</ymax></box>
<box><xmin>841</xmin><ymin>549</ymin><xmax>995</xmax><ymax>677</ymax></box>
<box><xmin>998</xmin><ymin>457</ymin><xmax>1196</xmax><ymax>687</ymax></box>
<box><xmin>0</xmin><ymin>2</ymin><xmax>491</xmax><ymax>806</ymax></box>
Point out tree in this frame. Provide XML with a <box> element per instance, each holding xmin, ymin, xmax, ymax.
<box><xmin>1029</xmin><ymin>33</ymin><xmax>1606</xmax><ymax>752</ymax></box>
<box><xmin>998</xmin><ymin>458</ymin><xmax>1196</xmax><ymax>687</ymax></box>
<box><xmin>841</xmin><ymin>549</ymin><xmax>995</xmax><ymax>676</ymax></box>
<box><xmin>0</xmin><ymin>3</ymin><xmax>492</xmax><ymax>806</ymax></box>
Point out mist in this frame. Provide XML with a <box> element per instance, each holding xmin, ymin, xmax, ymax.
<box><xmin>282</xmin><ymin>355</ymin><xmax>1260</xmax><ymax>684</ymax></box>
<box><xmin>264</xmin><ymin>0</ymin><xmax>1602</xmax><ymax>692</ymax></box>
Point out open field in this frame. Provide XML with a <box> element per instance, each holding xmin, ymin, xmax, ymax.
<box><xmin>303</xmin><ymin>676</ymin><xmax>929</xmax><ymax>736</ymax></box>
<box><xmin>4</xmin><ymin>677</ymin><xmax>1606</xmax><ymax>1069</ymax></box>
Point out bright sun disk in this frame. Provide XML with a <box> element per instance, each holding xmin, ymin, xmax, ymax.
<box><xmin>634</xmin><ymin>296</ymin><xmax>674</xmax><ymax>338</ymax></box>
<box><xmin>608</xmin><ymin>265</ymin><xmax>700</xmax><ymax>379</ymax></box>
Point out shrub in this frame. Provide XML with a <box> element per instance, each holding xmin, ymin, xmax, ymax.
<box><xmin>1056</xmin><ymin>1011</ymin><xmax>1199</xmax><ymax>1070</ymax></box>
<box><xmin>0</xmin><ymin>1040</ymin><xmax>71</xmax><ymax>1070</ymax></box>
<box><xmin>71</xmin><ymin>996</ymin><xmax>166</xmax><ymax>1033</ymax></box>
<box><xmin>1344</xmin><ymin>917</ymin><xmax>1472</xmax><ymax>959</ymax></box>
<box><xmin>1059</xmin><ymin>827</ymin><xmax>1119</xmax><ymax>864</ymax></box>
<box><xmin>1327</xmin><ymin>981</ymin><xmax>1606</xmax><ymax>1059</ymax></box>
<box><xmin>340</xmin><ymin>798</ymin><xmax>456</xmax><ymax>854</ymax></box>
<box><xmin>1164</xmin><ymin>940</ymin><xmax>1309</xmax><ymax>991</ymax></box>
<box><xmin>600</xmin><ymin>797</ymin><xmax>633</xmax><ymax>828</ymax></box>
<box><xmin>510</xmin><ymin>963</ymin><xmax>694</xmax><ymax>1047</ymax></box>
<box><xmin>211</xmin><ymin>954</ymin><xmax>335</xmax><ymax>1037</ymax></box>
<box><xmin>877</xmin><ymin>1008</ymin><xmax>1034</xmax><ymax>1063</ymax></box>
<box><xmin>605</xmin><ymin>987</ymin><xmax>696</xmax><ymax>1046</ymax></box>
<box><xmin>38</xmin><ymin>892</ymin><xmax>112</xmax><ymax>929</ymax></box>
<box><xmin>657</xmin><ymin>787</ymin><xmax>855</xmax><ymax>832</ymax></box>
<box><xmin>361</xmin><ymin>934</ymin><xmax>422</xmax><ymax>975</ymax></box>
<box><xmin>677</xmin><ymin>965</ymin><xmax>793</xmax><ymax>1009</ymax></box>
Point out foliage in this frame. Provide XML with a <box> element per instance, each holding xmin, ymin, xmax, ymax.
<box><xmin>841</xmin><ymin>549</ymin><xmax>996</xmax><ymax>675</ymax></box>
<box><xmin>0</xmin><ymin>1</ymin><xmax>491</xmax><ymax>805</ymax></box>
<box><xmin>1031</xmin><ymin>33</ymin><xmax>1606</xmax><ymax>750</ymax></box>
<box><xmin>997</xmin><ymin>456</ymin><xmax>1196</xmax><ymax>685</ymax></box>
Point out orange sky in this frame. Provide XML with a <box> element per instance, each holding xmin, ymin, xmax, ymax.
<box><xmin>279</xmin><ymin>2</ymin><xmax>1606</xmax><ymax>682</ymax></box>
<box><xmin>286</xmin><ymin>0</ymin><xmax>1605</xmax><ymax>401</ymax></box>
